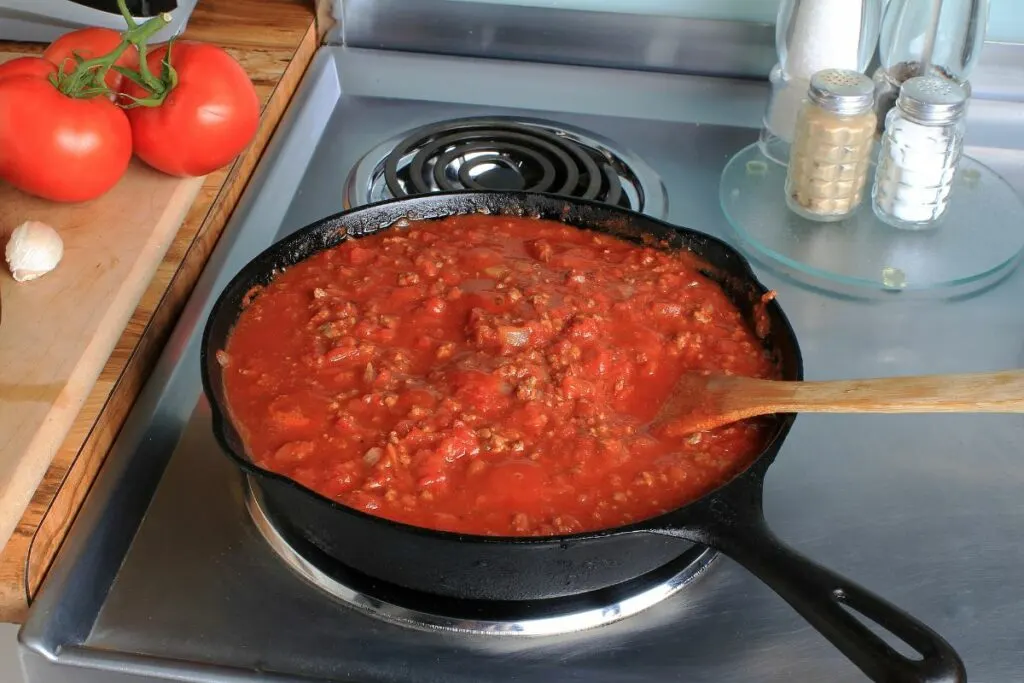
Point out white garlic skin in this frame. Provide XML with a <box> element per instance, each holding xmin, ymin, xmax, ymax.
<box><xmin>5</xmin><ymin>220</ymin><xmax>64</xmax><ymax>282</ymax></box>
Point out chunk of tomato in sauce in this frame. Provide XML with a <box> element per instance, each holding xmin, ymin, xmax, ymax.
<box><xmin>449</xmin><ymin>369</ymin><xmax>512</xmax><ymax>415</ymax></box>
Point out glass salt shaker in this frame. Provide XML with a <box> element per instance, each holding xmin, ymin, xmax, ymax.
<box><xmin>784</xmin><ymin>69</ymin><xmax>877</xmax><ymax>222</ymax></box>
<box><xmin>758</xmin><ymin>0</ymin><xmax>882</xmax><ymax>165</ymax></box>
<box><xmin>872</xmin><ymin>0</ymin><xmax>989</xmax><ymax>134</ymax></box>
<box><xmin>871</xmin><ymin>76</ymin><xmax>967</xmax><ymax>230</ymax></box>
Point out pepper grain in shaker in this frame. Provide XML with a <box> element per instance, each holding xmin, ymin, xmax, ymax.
<box><xmin>785</xmin><ymin>69</ymin><xmax>877</xmax><ymax>222</ymax></box>
<box><xmin>871</xmin><ymin>0</ymin><xmax>987</xmax><ymax>134</ymax></box>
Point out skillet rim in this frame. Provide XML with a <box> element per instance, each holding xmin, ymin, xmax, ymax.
<box><xmin>200</xmin><ymin>190</ymin><xmax>805</xmax><ymax>547</ymax></box>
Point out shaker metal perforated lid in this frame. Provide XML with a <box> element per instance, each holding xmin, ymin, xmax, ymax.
<box><xmin>896</xmin><ymin>76</ymin><xmax>967</xmax><ymax>125</ymax></box>
<box><xmin>806</xmin><ymin>69</ymin><xmax>875</xmax><ymax>116</ymax></box>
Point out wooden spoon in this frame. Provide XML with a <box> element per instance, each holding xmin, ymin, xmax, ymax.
<box><xmin>653</xmin><ymin>369</ymin><xmax>1024</xmax><ymax>437</ymax></box>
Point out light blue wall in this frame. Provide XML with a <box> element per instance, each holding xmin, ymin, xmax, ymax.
<box><xmin>451</xmin><ymin>0</ymin><xmax>1024</xmax><ymax>43</ymax></box>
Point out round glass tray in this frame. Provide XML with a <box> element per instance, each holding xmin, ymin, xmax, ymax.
<box><xmin>719</xmin><ymin>143</ymin><xmax>1024</xmax><ymax>295</ymax></box>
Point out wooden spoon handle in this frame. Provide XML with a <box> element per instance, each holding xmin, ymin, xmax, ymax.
<box><xmin>735</xmin><ymin>369</ymin><xmax>1024</xmax><ymax>416</ymax></box>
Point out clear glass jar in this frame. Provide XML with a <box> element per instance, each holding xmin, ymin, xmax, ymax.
<box><xmin>872</xmin><ymin>76</ymin><xmax>967</xmax><ymax>230</ymax></box>
<box><xmin>784</xmin><ymin>69</ymin><xmax>877</xmax><ymax>222</ymax></box>
<box><xmin>758</xmin><ymin>0</ymin><xmax>882</xmax><ymax>165</ymax></box>
<box><xmin>872</xmin><ymin>0</ymin><xmax>989</xmax><ymax>133</ymax></box>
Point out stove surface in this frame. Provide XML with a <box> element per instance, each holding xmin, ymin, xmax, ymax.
<box><xmin>19</xmin><ymin>46</ymin><xmax>1024</xmax><ymax>683</ymax></box>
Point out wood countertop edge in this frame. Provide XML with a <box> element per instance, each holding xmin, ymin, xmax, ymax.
<box><xmin>0</xmin><ymin>6</ymin><xmax>320</xmax><ymax>624</ymax></box>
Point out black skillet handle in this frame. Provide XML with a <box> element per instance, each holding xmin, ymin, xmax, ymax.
<box><xmin>658</xmin><ymin>485</ymin><xmax>966</xmax><ymax>683</ymax></box>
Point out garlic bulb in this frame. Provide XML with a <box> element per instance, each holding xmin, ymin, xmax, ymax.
<box><xmin>5</xmin><ymin>220</ymin><xmax>64</xmax><ymax>282</ymax></box>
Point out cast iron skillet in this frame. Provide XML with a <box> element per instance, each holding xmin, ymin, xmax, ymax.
<box><xmin>201</xmin><ymin>191</ymin><xmax>965</xmax><ymax>683</ymax></box>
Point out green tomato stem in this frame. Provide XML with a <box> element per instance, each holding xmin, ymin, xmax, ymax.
<box><xmin>120</xmin><ymin>40</ymin><xmax>179</xmax><ymax>108</ymax></box>
<box><xmin>116</xmin><ymin>0</ymin><xmax>138</xmax><ymax>29</ymax></box>
<box><xmin>114</xmin><ymin>0</ymin><xmax>175</xmax><ymax>97</ymax></box>
<box><xmin>54</xmin><ymin>9</ymin><xmax>171</xmax><ymax>99</ymax></box>
<box><xmin>133</xmin><ymin>35</ymin><xmax>163</xmax><ymax>95</ymax></box>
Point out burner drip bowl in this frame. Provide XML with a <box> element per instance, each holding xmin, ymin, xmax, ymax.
<box><xmin>345</xmin><ymin>117</ymin><xmax>667</xmax><ymax>218</ymax></box>
<box><xmin>246</xmin><ymin>480</ymin><xmax>717</xmax><ymax>637</ymax></box>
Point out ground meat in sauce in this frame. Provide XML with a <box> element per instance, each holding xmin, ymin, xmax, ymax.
<box><xmin>220</xmin><ymin>215</ymin><xmax>781</xmax><ymax>537</ymax></box>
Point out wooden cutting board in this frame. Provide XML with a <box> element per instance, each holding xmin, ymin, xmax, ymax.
<box><xmin>0</xmin><ymin>53</ymin><xmax>204</xmax><ymax>550</ymax></box>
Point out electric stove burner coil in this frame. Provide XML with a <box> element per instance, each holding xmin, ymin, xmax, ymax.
<box><xmin>345</xmin><ymin>117</ymin><xmax>667</xmax><ymax>218</ymax></box>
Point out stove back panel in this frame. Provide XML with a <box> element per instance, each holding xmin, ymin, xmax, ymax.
<box><xmin>334</xmin><ymin>0</ymin><xmax>1024</xmax><ymax>101</ymax></box>
<box><xmin>337</xmin><ymin>0</ymin><xmax>774</xmax><ymax>80</ymax></box>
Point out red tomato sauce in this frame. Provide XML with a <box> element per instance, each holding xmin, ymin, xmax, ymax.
<box><xmin>220</xmin><ymin>215</ymin><xmax>780</xmax><ymax>536</ymax></box>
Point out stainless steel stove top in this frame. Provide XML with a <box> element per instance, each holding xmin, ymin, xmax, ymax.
<box><xmin>17</xmin><ymin>43</ymin><xmax>1024</xmax><ymax>683</ymax></box>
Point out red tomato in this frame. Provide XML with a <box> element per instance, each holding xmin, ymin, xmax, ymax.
<box><xmin>125</xmin><ymin>41</ymin><xmax>260</xmax><ymax>177</ymax></box>
<box><xmin>43</xmin><ymin>28</ymin><xmax>138</xmax><ymax>92</ymax></box>
<box><xmin>0</xmin><ymin>77</ymin><xmax>132</xmax><ymax>203</ymax></box>
<box><xmin>0</xmin><ymin>56</ymin><xmax>57</xmax><ymax>83</ymax></box>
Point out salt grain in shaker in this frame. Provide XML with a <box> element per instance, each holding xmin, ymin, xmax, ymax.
<box><xmin>759</xmin><ymin>0</ymin><xmax>881</xmax><ymax>165</ymax></box>
<box><xmin>785</xmin><ymin>69</ymin><xmax>877</xmax><ymax>222</ymax></box>
<box><xmin>871</xmin><ymin>76</ymin><xmax>967</xmax><ymax>230</ymax></box>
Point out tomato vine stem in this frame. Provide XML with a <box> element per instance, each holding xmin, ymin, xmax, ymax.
<box><xmin>50</xmin><ymin>0</ymin><xmax>173</xmax><ymax>102</ymax></box>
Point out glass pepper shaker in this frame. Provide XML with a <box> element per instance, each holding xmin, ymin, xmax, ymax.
<box><xmin>872</xmin><ymin>76</ymin><xmax>967</xmax><ymax>230</ymax></box>
<box><xmin>784</xmin><ymin>69</ymin><xmax>877</xmax><ymax>222</ymax></box>
<box><xmin>872</xmin><ymin>0</ymin><xmax>989</xmax><ymax>134</ymax></box>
